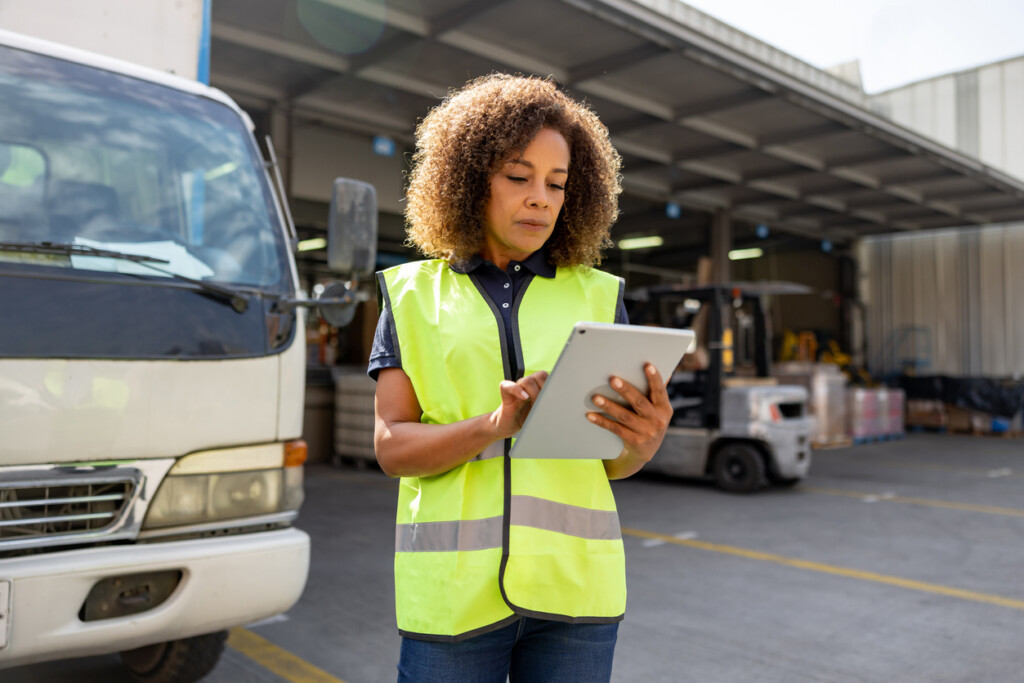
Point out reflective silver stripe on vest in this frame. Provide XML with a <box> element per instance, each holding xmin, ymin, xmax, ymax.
<box><xmin>396</xmin><ymin>497</ymin><xmax>621</xmax><ymax>552</ymax></box>
<box><xmin>510</xmin><ymin>495</ymin><xmax>622</xmax><ymax>541</ymax></box>
<box><xmin>396</xmin><ymin>516</ymin><xmax>503</xmax><ymax>552</ymax></box>
<box><xmin>470</xmin><ymin>441</ymin><xmax>504</xmax><ymax>462</ymax></box>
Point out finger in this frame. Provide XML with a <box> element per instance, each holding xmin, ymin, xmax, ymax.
<box><xmin>500</xmin><ymin>380</ymin><xmax>531</xmax><ymax>401</ymax></box>
<box><xmin>525</xmin><ymin>370</ymin><xmax>549</xmax><ymax>385</ymax></box>
<box><xmin>587</xmin><ymin>410</ymin><xmax>653</xmax><ymax>445</ymax></box>
<box><xmin>608</xmin><ymin>375</ymin><xmax>651</xmax><ymax>416</ymax></box>
<box><xmin>644</xmin><ymin>364</ymin><xmax>669</xmax><ymax>404</ymax></box>
<box><xmin>586</xmin><ymin>411</ymin><xmax>628</xmax><ymax>439</ymax></box>
<box><xmin>517</xmin><ymin>375</ymin><xmax>544</xmax><ymax>400</ymax></box>
<box><xmin>592</xmin><ymin>394</ymin><xmax>642</xmax><ymax>430</ymax></box>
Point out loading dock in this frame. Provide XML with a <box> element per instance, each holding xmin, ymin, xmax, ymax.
<box><xmin>4</xmin><ymin>2</ymin><xmax>1024</xmax><ymax>681</ymax></box>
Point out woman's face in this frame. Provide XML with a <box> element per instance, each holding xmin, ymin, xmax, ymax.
<box><xmin>480</xmin><ymin>127</ymin><xmax>570</xmax><ymax>269</ymax></box>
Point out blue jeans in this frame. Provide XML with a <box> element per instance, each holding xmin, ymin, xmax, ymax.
<box><xmin>397</xmin><ymin>617</ymin><xmax>619</xmax><ymax>682</ymax></box>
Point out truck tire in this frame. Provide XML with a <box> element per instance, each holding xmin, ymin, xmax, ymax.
<box><xmin>712</xmin><ymin>443</ymin><xmax>766</xmax><ymax>493</ymax></box>
<box><xmin>121</xmin><ymin>631</ymin><xmax>228</xmax><ymax>683</ymax></box>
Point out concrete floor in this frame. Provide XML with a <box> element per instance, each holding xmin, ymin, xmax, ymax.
<box><xmin>7</xmin><ymin>433</ymin><xmax>1024</xmax><ymax>682</ymax></box>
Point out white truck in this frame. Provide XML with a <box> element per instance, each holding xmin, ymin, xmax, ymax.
<box><xmin>0</xmin><ymin>30</ymin><xmax>375</xmax><ymax>680</ymax></box>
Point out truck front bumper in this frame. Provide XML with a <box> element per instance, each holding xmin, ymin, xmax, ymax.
<box><xmin>0</xmin><ymin>527</ymin><xmax>309</xmax><ymax>669</ymax></box>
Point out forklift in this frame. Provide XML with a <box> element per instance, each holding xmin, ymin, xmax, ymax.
<box><xmin>627</xmin><ymin>283</ymin><xmax>815</xmax><ymax>493</ymax></box>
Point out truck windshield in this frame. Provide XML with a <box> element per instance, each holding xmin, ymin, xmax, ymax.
<box><xmin>0</xmin><ymin>43</ymin><xmax>288</xmax><ymax>289</ymax></box>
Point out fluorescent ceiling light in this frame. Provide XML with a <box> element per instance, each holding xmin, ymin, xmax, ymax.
<box><xmin>297</xmin><ymin>237</ymin><xmax>327</xmax><ymax>252</ymax></box>
<box><xmin>618</xmin><ymin>235</ymin><xmax>663</xmax><ymax>250</ymax></box>
<box><xmin>728</xmin><ymin>247</ymin><xmax>763</xmax><ymax>260</ymax></box>
<box><xmin>203</xmin><ymin>161</ymin><xmax>238</xmax><ymax>181</ymax></box>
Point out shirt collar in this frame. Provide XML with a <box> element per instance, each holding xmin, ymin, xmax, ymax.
<box><xmin>450</xmin><ymin>247</ymin><xmax>557</xmax><ymax>279</ymax></box>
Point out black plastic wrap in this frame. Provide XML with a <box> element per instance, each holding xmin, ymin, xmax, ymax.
<box><xmin>898</xmin><ymin>376</ymin><xmax>1024</xmax><ymax>419</ymax></box>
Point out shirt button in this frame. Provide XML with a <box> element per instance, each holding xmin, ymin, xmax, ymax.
<box><xmin>514</xmin><ymin>265</ymin><xmax>521</xmax><ymax>271</ymax></box>
<box><xmin>502</xmin><ymin>303</ymin><xmax>509</xmax><ymax>309</ymax></box>
<box><xmin>503</xmin><ymin>283</ymin><xmax>510</xmax><ymax>289</ymax></box>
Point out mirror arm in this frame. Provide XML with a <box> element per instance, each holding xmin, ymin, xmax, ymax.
<box><xmin>264</xmin><ymin>135</ymin><xmax>298</xmax><ymax>248</ymax></box>
<box><xmin>277</xmin><ymin>290</ymin><xmax>371</xmax><ymax>309</ymax></box>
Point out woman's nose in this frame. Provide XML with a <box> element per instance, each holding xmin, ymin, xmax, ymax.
<box><xmin>527</xmin><ymin>183</ymin><xmax>549</xmax><ymax>208</ymax></box>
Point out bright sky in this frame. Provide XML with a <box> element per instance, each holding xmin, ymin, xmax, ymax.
<box><xmin>682</xmin><ymin>0</ymin><xmax>1024</xmax><ymax>93</ymax></box>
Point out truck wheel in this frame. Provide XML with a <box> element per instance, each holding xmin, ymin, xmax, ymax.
<box><xmin>121</xmin><ymin>631</ymin><xmax>228</xmax><ymax>683</ymax></box>
<box><xmin>713</xmin><ymin>443</ymin><xmax>766</xmax><ymax>493</ymax></box>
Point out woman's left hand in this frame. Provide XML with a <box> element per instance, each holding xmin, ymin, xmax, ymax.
<box><xmin>587</xmin><ymin>363</ymin><xmax>673</xmax><ymax>479</ymax></box>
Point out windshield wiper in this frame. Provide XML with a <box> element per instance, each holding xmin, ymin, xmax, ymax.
<box><xmin>0</xmin><ymin>241</ymin><xmax>249</xmax><ymax>313</ymax></box>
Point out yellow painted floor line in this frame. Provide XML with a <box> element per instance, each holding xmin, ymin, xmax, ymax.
<box><xmin>821</xmin><ymin>457</ymin><xmax>1024</xmax><ymax>479</ymax></box>
<box><xmin>228</xmin><ymin>627</ymin><xmax>347</xmax><ymax>683</ymax></box>
<box><xmin>804</xmin><ymin>486</ymin><xmax>1024</xmax><ymax>517</ymax></box>
<box><xmin>620</xmin><ymin>527</ymin><xmax>1024</xmax><ymax>612</ymax></box>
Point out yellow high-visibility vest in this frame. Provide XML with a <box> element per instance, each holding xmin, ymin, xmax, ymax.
<box><xmin>378</xmin><ymin>259</ymin><xmax>627</xmax><ymax>641</ymax></box>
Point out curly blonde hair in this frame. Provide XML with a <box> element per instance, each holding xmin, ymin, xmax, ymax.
<box><xmin>404</xmin><ymin>73</ymin><xmax>622</xmax><ymax>268</ymax></box>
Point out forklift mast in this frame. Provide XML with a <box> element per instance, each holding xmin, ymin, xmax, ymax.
<box><xmin>626</xmin><ymin>283</ymin><xmax>805</xmax><ymax>430</ymax></box>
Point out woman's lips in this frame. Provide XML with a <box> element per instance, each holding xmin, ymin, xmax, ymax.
<box><xmin>516</xmin><ymin>220</ymin><xmax>548</xmax><ymax>230</ymax></box>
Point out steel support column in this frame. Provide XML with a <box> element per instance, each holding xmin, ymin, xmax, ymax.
<box><xmin>710</xmin><ymin>209</ymin><xmax>732</xmax><ymax>283</ymax></box>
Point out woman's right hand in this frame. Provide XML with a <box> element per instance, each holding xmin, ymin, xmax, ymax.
<box><xmin>375</xmin><ymin>367</ymin><xmax>549</xmax><ymax>478</ymax></box>
<box><xmin>490</xmin><ymin>370</ymin><xmax>548</xmax><ymax>439</ymax></box>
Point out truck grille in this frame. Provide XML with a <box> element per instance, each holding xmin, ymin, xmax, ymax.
<box><xmin>0</xmin><ymin>469</ymin><xmax>141</xmax><ymax>553</ymax></box>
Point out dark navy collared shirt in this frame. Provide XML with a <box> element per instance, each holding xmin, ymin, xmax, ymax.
<box><xmin>368</xmin><ymin>249</ymin><xmax>628</xmax><ymax>381</ymax></box>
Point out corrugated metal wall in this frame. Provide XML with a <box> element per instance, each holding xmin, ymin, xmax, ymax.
<box><xmin>871</xmin><ymin>56</ymin><xmax>1024</xmax><ymax>182</ymax></box>
<box><xmin>865</xmin><ymin>54</ymin><xmax>1024</xmax><ymax>379</ymax></box>
<box><xmin>859</xmin><ymin>223</ymin><xmax>1024</xmax><ymax>378</ymax></box>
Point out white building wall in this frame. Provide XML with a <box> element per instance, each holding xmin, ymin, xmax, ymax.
<box><xmin>863</xmin><ymin>56</ymin><xmax>1024</xmax><ymax>378</ymax></box>
<box><xmin>0</xmin><ymin>0</ymin><xmax>204</xmax><ymax>78</ymax></box>
<box><xmin>859</xmin><ymin>223</ymin><xmax>1024</xmax><ymax>378</ymax></box>
<box><xmin>871</xmin><ymin>56</ymin><xmax>1024</xmax><ymax>182</ymax></box>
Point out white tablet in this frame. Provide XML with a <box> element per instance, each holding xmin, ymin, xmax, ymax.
<box><xmin>509</xmin><ymin>322</ymin><xmax>695</xmax><ymax>460</ymax></box>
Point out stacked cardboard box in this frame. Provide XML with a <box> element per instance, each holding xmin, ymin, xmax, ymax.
<box><xmin>905</xmin><ymin>399</ymin><xmax>947</xmax><ymax>430</ymax></box>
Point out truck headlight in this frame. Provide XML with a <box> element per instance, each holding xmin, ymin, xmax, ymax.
<box><xmin>144</xmin><ymin>441</ymin><xmax>306</xmax><ymax>529</ymax></box>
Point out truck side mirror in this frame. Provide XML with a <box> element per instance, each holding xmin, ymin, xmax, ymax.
<box><xmin>307</xmin><ymin>178</ymin><xmax>378</xmax><ymax>328</ymax></box>
<box><xmin>327</xmin><ymin>178</ymin><xmax>377</xmax><ymax>278</ymax></box>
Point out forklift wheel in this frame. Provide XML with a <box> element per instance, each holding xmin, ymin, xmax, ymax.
<box><xmin>713</xmin><ymin>443</ymin><xmax>766</xmax><ymax>493</ymax></box>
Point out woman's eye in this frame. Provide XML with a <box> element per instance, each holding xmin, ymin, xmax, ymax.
<box><xmin>550</xmin><ymin>183</ymin><xmax>565</xmax><ymax>191</ymax></box>
<box><xmin>507</xmin><ymin>175</ymin><xmax>526</xmax><ymax>183</ymax></box>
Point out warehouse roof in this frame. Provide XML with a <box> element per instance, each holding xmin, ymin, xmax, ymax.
<box><xmin>210</xmin><ymin>0</ymin><xmax>1024</xmax><ymax>245</ymax></box>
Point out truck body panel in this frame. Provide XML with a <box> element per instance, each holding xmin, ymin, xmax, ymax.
<box><xmin>0</xmin><ymin>28</ymin><xmax>320</xmax><ymax>673</ymax></box>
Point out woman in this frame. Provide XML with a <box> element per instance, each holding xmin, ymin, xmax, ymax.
<box><xmin>370</xmin><ymin>73</ymin><xmax>672</xmax><ymax>682</ymax></box>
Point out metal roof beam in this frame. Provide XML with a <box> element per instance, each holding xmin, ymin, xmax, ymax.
<box><xmin>673</xmin><ymin>141</ymin><xmax>745</xmax><ymax>161</ymax></box>
<box><xmin>673</xmin><ymin>90</ymin><xmax>772</xmax><ymax>119</ymax></box>
<box><xmin>672</xmin><ymin>178</ymin><xmax>732</xmax><ymax>192</ymax></box>
<box><xmin>621</xmin><ymin>158</ymin><xmax>664</xmax><ymax>173</ymax></box>
<box><xmin>211</xmin><ymin>72</ymin><xmax>285</xmax><ymax>102</ymax></box>
<box><xmin>356</xmin><ymin>65</ymin><xmax>449</xmax><ymax>101</ymax></box>
<box><xmin>347</xmin><ymin>33</ymin><xmax>421</xmax><ymax>72</ymax></box>
<box><xmin>758</xmin><ymin>122</ymin><xmax>846</xmax><ymax>147</ymax></box>
<box><xmin>606</xmin><ymin>113</ymin><xmax>662</xmax><ymax>134</ymax></box>
<box><xmin>568</xmin><ymin>44</ymin><xmax>669</xmax><ymax>83</ymax></box>
<box><xmin>319</xmin><ymin>0</ymin><xmax>427</xmax><ymax>34</ymax></box>
<box><xmin>211</xmin><ymin>22</ymin><xmax>351</xmax><ymax>72</ymax></box>
<box><xmin>287</xmin><ymin>74</ymin><xmax>339</xmax><ymax>101</ymax></box>
<box><xmin>920</xmin><ymin>187</ymin><xmax>998</xmax><ymax>202</ymax></box>
<box><xmin>880</xmin><ymin>168</ymin><xmax>955</xmax><ymax>187</ymax></box>
<box><xmin>740</xmin><ymin>165</ymin><xmax>808</xmax><ymax>182</ymax></box>
<box><xmin>892</xmin><ymin>216</ymin><xmax>968</xmax><ymax>230</ymax></box>
<box><xmin>824</xmin><ymin>148</ymin><xmax>906</xmax><ymax>170</ymax></box>
<box><xmin>975</xmin><ymin>207</ymin><xmax>1024</xmax><ymax>223</ymax></box>
<box><xmin>428</xmin><ymin>0</ymin><xmax>513</xmax><ymax>36</ymax></box>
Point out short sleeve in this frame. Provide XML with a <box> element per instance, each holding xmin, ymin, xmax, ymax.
<box><xmin>367</xmin><ymin>306</ymin><xmax>401</xmax><ymax>380</ymax></box>
<box><xmin>615</xmin><ymin>300</ymin><xmax>630</xmax><ymax>325</ymax></box>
